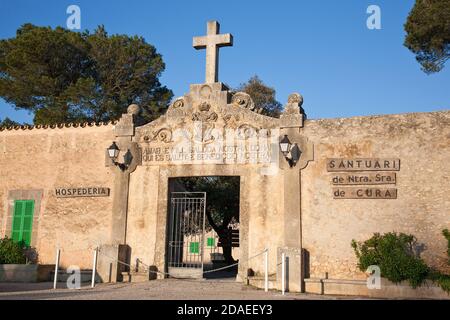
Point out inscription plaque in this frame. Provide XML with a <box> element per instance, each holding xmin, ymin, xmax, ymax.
<box><xmin>327</xmin><ymin>158</ymin><xmax>400</xmax><ymax>172</ymax></box>
<box><xmin>333</xmin><ymin>187</ymin><xmax>397</xmax><ymax>199</ymax></box>
<box><xmin>55</xmin><ymin>187</ymin><xmax>110</xmax><ymax>198</ymax></box>
<box><xmin>332</xmin><ymin>172</ymin><xmax>396</xmax><ymax>185</ymax></box>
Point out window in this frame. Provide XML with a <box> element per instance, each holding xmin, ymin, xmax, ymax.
<box><xmin>189</xmin><ymin>242</ymin><xmax>199</xmax><ymax>254</ymax></box>
<box><xmin>11</xmin><ymin>200</ymin><xmax>35</xmax><ymax>246</ymax></box>
<box><xmin>207</xmin><ymin>237</ymin><xmax>215</xmax><ymax>247</ymax></box>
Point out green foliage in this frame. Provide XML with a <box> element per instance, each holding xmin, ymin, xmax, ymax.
<box><xmin>443</xmin><ymin>229</ymin><xmax>450</xmax><ymax>264</ymax></box>
<box><xmin>427</xmin><ymin>229</ymin><xmax>450</xmax><ymax>293</ymax></box>
<box><xmin>0</xmin><ymin>237</ymin><xmax>27</xmax><ymax>264</ymax></box>
<box><xmin>236</xmin><ymin>75</ymin><xmax>283</xmax><ymax>117</ymax></box>
<box><xmin>428</xmin><ymin>270</ymin><xmax>450</xmax><ymax>293</ymax></box>
<box><xmin>0</xmin><ymin>24</ymin><xmax>173</xmax><ymax>125</ymax></box>
<box><xmin>404</xmin><ymin>0</ymin><xmax>450</xmax><ymax>73</ymax></box>
<box><xmin>0</xmin><ymin>117</ymin><xmax>20</xmax><ymax>127</ymax></box>
<box><xmin>351</xmin><ymin>232</ymin><xmax>429</xmax><ymax>288</ymax></box>
<box><xmin>178</xmin><ymin>176</ymin><xmax>240</xmax><ymax>231</ymax></box>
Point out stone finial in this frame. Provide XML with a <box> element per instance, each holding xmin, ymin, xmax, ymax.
<box><xmin>283</xmin><ymin>93</ymin><xmax>304</xmax><ymax>116</ymax></box>
<box><xmin>114</xmin><ymin>104</ymin><xmax>140</xmax><ymax>137</ymax></box>
<box><xmin>127</xmin><ymin>104</ymin><xmax>141</xmax><ymax>115</ymax></box>
<box><xmin>287</xmin><ymin>93</ymin><xmax>303</xmax><ymax>107</ymax></box>
<box><xmin>280</xmin><ymin>92</ymin><xmax>305</xmax><ymax>128</ymax></box>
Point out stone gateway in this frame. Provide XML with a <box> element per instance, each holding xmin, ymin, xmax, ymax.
<box><xmin>0</xmin><ymin>21</ymin><xmax>449</xmax><ymax>298</ymax></box>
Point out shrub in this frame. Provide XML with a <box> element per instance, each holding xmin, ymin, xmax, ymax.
<box><xmin>442</xmin><ymin>229</ymin><xmax>450</xmax><ymax>265</ymax></box>
<box><xmin>351</xmin><ymin>232</ymin><xmax>429</xmax><ymax>288</ymax></box>
<box><xmin>428</xmin><ymin>271</ymin><xmax>450</xmax><ymax>294</ymax></box>
<box><xmin>0</xmin><ymin>237</ymin><xmax>27</xmax><ymax>264</ymax></box>
<box><xmin>427</xmin><ymin>229</ymin><xmax>450</xmax><ymax>293</ymax></box>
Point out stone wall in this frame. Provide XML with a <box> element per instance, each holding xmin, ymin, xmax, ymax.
<box><xmin>0</xmin><ymin>109</ymin><xmax>448</xmax><ymax>282</ymax></box>
<box><xmin>0</xmin><ymin>125</ymin><xmax>115</xmax><ymax>269</ymax></box>
<box><xmin>301</xmin><ymin>111</ymin><xmax>450</xmax><ymax>279</ymax></box>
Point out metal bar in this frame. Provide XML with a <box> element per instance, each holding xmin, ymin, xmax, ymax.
<box><xmin>201</xmin><ymin>195</ymin><xmax>206</xmax><ymax>273</ymax></box>
<box><xmin>53</xmin><ymin>248</ymin><xmax>60</xmax><ymax>290</ymax></box>
<box><xmin>168</xmin><ymin>192</ymin><xmax>207</xmax><ymax>273</ymax></box>
<box><xmin>195</xmin><ymin>198</ymin><xmax>198</xmax><ymax>267</ymax></box>
<box><xmin>264</xmin><ymin>248</ymin><xmax>268</xmax><ymax>292</ymax></box>
<box><xmin>177</xmin><ymin>198</ymin><xmax>180</xmax><ymax>267</ymax></box>
<box><xmin>183</xmin><ymin>199</ymin><xmax>189</xmax><ymax>267</ymax></box>
<box><xmin>176</xmin><ymin>198</ymin><xmax>181</xmax><ymax>267</ymax></box>
<box><xmin>91</xmin><ymin>247</ymin><xmax>98</xmax><ymax>288</ymax></box>
<box><xmin>281</xmin><ymin>252</ymin><xmax>286</xmax><ymax>295</ymax></box>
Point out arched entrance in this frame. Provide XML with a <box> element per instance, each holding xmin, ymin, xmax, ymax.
<box><xmin>166</xmin><ymin>176</ymin><xmax>240</xmax><ymax>279</ymax></box>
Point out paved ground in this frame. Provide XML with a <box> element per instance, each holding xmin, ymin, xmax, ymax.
<box><xmin>0</xmin><ymin>279</ymin><xmax>372</xmax><ymax>300</ymax></box>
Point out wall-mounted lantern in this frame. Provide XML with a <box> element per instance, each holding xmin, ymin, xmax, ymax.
<box><xmin>279</xmin><ymin>135</ymin><xmax>302</xmax><ymax>167</ymax></box>
<box><xmin>108</xmin><ymin>141</ymin><xmax>133</xmax><ymax>171</ymax></box>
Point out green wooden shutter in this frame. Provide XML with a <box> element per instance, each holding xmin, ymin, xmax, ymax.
<box><xmin>11</xmin><ymin>200</ymin><xmax>35</xmax><ymax>246</ymax></box>
<box><xmin>190</xmin><ymin>242</ymin><xmax>199</xmax><ymax>254</ymax></box>
<box><xmin>22</xmin><ymin>200</ymin><xmax>34</xmax><ymax>246</ymax></box>
<box><xmin>11</xmin><ymin>201</ymin><xmax>23</xmax><ymax>243</ymax></box>
<box><xmin>207</xmin><ymin>237</ymin><xmax>215</xmax><ymax>247</ymax></box>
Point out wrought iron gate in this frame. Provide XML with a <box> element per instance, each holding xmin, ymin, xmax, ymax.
<box><xmin>167</xmin><ymin>192</ymin><xmax>206</xmax><ymax>278</ymax></box>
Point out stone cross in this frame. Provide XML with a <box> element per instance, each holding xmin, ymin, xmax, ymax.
<box><xmin>193</xmin><ymin>21</ymin><xmax>233</xmax><ymax>83</ymax></box>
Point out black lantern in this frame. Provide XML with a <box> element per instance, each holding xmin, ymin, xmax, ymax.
<box><xmin>107</xmin><ymin>142</ymin><xmax>132</xmax><ymax>171</ymax></box>
<box><xmin>279</xmin><ymin>135</ymin><xmax>292</xmax><ymax>157</ymax></box>
<box><xmin>108</xmin><ymin>142</ymin><xmax>120</xmax><ymax>160</ymax></box>
<box><xmin>279</xmin><ymin>135</ymin><xmax>302</xmax><ymax>167</ymax></box>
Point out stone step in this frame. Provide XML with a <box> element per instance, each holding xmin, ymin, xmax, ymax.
<box><xmin>247</xmin><ymin>275</ymin><xmax>277</xmax><ymax>290</ymax></box>
<box><xmin>121</xmin><ymin>271</ymin><xmax>149</xmax><ymax>283</ymax></box>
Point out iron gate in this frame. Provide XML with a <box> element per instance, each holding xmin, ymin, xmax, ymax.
<box><xmin>167</xmin><ymin>192</ymin><xmax>206</xmax><ymax>278</ymax></box>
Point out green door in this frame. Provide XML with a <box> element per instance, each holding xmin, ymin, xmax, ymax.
<box><xmin>11</xmin><ymin>200</ymin><xmax>35</xmax><ymax>246</ymax></box>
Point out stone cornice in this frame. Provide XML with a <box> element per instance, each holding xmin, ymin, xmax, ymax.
<box><xmin>0</xmin><ymin>120</ymin><xmax>118</xmax><ymax>132</ymax></box>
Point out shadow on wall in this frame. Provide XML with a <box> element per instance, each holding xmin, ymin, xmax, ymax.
<box><xmin>303</xmin><ymin>249</ymin><xmax>310</xmax><ymax>279</ymax></box>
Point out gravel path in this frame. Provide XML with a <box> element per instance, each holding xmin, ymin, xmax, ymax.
<box><xmin>0</xmin><ymin>279</ymin><xmax>368</xmax><ymax>300</ymax></box>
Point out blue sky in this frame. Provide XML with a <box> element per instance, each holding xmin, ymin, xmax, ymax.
<box><xmin>0</xmin><ymin>0</ymin><xmax>448</xmax><ymax>123</ymax></box>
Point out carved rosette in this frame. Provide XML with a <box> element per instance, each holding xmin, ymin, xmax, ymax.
<box><xmin>172</xmin><ymin>98</ymin><xmax>185</xmax><ymax>109</ymax></box>
<box><xmin>192</xmin><ymin>101</ymin><xmax>218</xmax><ymax>122</ymax></box>
<box><xmin>142</xmin><ymin>128</ymin><xmax>173</xmax><ymax>143</ymax></box>
<box><xmin>232</xmin><ymin>92</ymin><xmax>255</xmax><ymax>111</ymax></box>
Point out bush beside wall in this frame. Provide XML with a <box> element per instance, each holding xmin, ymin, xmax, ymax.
<box><xmin>0</xmin><ymin>237</ymin><xmax>27</xmax><ymax>264</ymax></box>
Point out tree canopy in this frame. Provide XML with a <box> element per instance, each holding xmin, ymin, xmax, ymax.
<box><xmin>0</xmin><ymin>24</ymin><xmax>173</xmax><ymax>125</ymax></box>
<box><xmin>404</xmin><ymin>0</ymin><xmax>450</xmax><ymax>73</ymax></box>
<box><xmin>0</xmin><ymin>117</ymin><xmax>20</xmax><ymax>127</ymax></box>
<box><xmin>236</xmin><ymin>75</ymin><xmax>283</xmax><ymax>117</ymax></box>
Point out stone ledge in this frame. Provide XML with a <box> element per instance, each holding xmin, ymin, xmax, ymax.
<box><xmin>322</xmin><ymin>279</ymin><xmax>367</xmax><ymax>285</ymax></box>
<box><xmin>304</xmin><ymin>277</ymin><xmax>449</xmax><ymax>299</ymax></box>
<box><xmin>0</xmin><ymin>264</ymin><xmax>55</xmax><ymax>282</ymax></box>
<box><xmin>250</xmin><ymin>276</ymin><xmax>450</xmax><ymax>299</ymax></box>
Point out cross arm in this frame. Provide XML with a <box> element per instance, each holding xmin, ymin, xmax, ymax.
<box><xmin>193</xmin><ymin>36</ymin><xmax>207</xmax><ymax>49</ymax></box>
<box><xmin>192</xmin><ymin>34</ymin><xmax>233</xmax><ymax>49</ymax></box>
<box><xmin>216</xmin><ymin>33</ymin><xmax>233</xmax><ymax>47</ymax></box>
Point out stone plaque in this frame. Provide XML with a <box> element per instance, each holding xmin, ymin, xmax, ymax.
<box><xmin>327</xmin><ymin>158</ymin><xmax>400</xmax><ymax>172</ymax></box>
<box><xmin>331</xmin><ymin>172</ymin><xmax>396</xmax><ymax>185</ymax></box>
<box><xmin>333</xmin><ymin>187</ymin><xmax>397</xmax><ymax>199</ymax></box>
<box><xmin>141</xmin><ymin>144</ymin><xmax>274</xmax><ymax>165</ymax></box>
<box><xmin>55</xmin><ymin>187</ymin><xmax>110</xmax><ymax>198</ymax></box>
